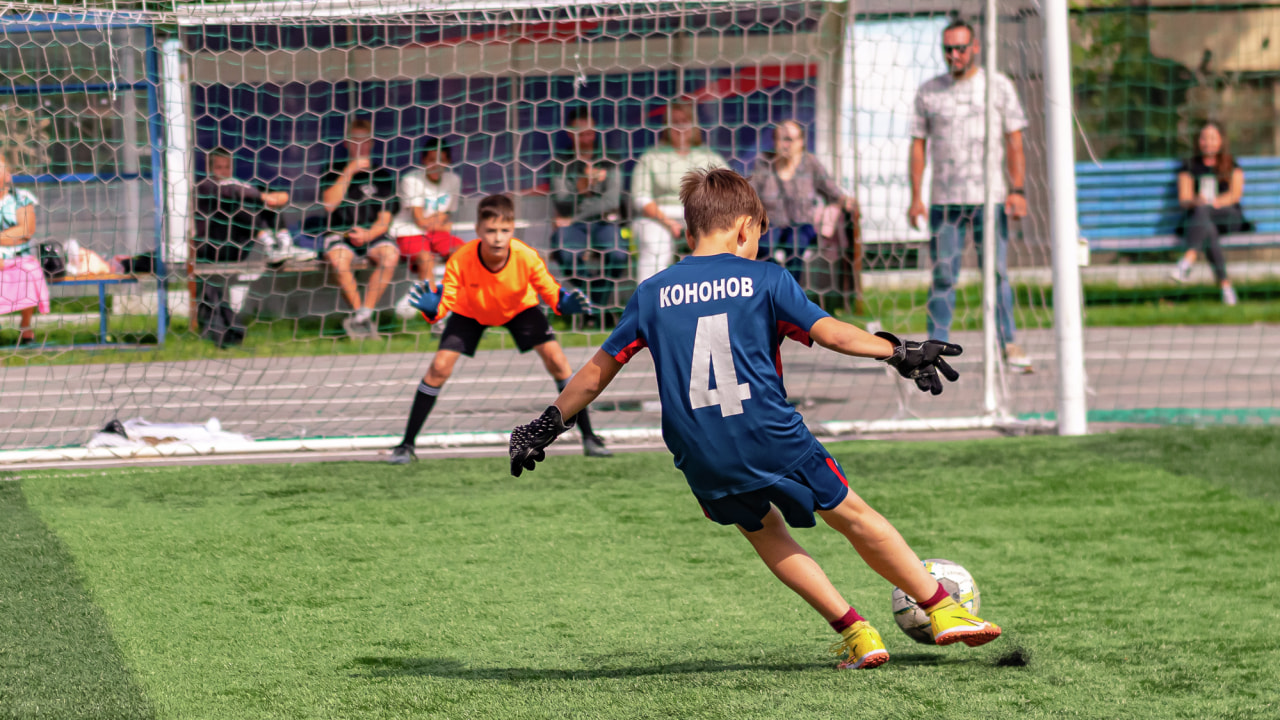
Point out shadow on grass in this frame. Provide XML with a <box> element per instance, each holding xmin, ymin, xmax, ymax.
<box><xmin>346</xmin><ymin>651</ymin><xmax>990</xmax><ymax>680</ymax></box>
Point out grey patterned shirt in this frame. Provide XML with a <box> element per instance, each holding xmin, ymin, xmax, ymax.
<box><xmin>910</xmin><ymin>68</ymin><xmax>1028</xmax><ymax>206</ymax></box>
<box><xmin>749</xmin><ymin>154</ymin><xmax>845</xmax><ymax>228</ymax></box>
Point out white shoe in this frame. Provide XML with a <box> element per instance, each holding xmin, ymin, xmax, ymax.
<box><xmin>1004</xmin><ymin>342</ymin><xmax>1034</xmax><ymax>374</ymax></box>
<box><xmin>394</xmin><ymin>292</ymin><xmax>417</xmax><ymax>319</ymax></box>
<box><xmin>1169</xmin><ymin>262</ymin><xmax>1191</xmax><ymax>283</ymax></box>
<box><xmin>1222</xmin><ymin>285</ymin><xmax>1238</xmax><ymax>306</ymax></box>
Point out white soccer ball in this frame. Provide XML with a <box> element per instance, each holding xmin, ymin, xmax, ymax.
<box><xmin>890</xmin><ymin>558</ymin><xmax>981</xmax><ymax>645</ymax></box>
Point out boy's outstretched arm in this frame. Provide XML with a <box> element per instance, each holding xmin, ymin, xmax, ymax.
<box><xmin>510</xmin><ymin>349</ymin><xmax>624</xmax><ymax>477</ymax></box>
<box><xmin>809</xmin><ymin>317</ymin><xmax>963</xmax><ymax>396</ymax></box>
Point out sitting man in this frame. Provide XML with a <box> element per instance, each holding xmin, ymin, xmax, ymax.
<box><xmin>550</xmin><ymin>107</ymin><xmax>630</xmax><ymax>313</ymax></box>
<box><xmin>390</xmin><ymin>137</ymin><xmax>465</xmax><ymax>316</ymax></box>
<box><xmin>316</xmin><ymin>117</ymin><xmax>401</xmax><ymax>339</ymax></box>
<box><xmin>194</xmin><ymin>147</ymin><xmax>294</xmax><ymax>264</ymax></box>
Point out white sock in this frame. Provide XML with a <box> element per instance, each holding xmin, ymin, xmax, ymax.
<box><xmin>355</xmin><ymin>307</ymin><xmax>374</xmax><ymax>322</ymax></box>
<box><xmin>1177</xmin><ymin>257</ymin><xmax>1193</xmax><ymax>272</ymax></box>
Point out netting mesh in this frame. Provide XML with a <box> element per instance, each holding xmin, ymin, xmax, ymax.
<box><xmin>2</xmin><ymin>0</ymin><xmax>1278</xmax><ymax>454</ymax></box>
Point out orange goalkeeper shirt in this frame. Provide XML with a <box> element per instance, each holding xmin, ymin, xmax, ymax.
<box><xmin>427</xmin><ymin>238</ymin><xmax>563</xmax><ymax>326</ymax></box>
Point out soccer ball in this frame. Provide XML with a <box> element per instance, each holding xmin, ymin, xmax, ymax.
<box><xmin>890</xmin><ymin>558</ymin><xmax>981</xmax><ymax>645</ymax></box>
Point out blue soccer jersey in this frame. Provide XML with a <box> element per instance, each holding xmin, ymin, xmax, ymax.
<box><xmin>601</xmin><ymin>253</ymin><xmax>831</xmax><ymax>499</ymax></box>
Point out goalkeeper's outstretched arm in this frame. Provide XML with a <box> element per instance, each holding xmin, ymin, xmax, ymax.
<box><xmin>809</xmin><ymin>317</ymin><xmax>896</xmax><ymax>359</ymax></box>
<box><xmin>553</xmin><ymin>349</ymin><xmax>625</xmax><ymax>419</ymax></box>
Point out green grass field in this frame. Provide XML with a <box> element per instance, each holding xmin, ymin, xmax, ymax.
<box><xmin>3</xmin><ymin>427</ymin><xmax>1279</xmax><ymax>719</ymax></box>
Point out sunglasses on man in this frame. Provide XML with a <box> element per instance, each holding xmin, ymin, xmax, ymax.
<box><xmin>943</xmin><ymin>42</ymin><xmax>972</xmax><ymax>55</ymax></box>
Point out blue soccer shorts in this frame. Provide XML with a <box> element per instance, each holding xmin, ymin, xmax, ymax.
<box><xmin>696</xmin><ymin>446</ymin><xmax>850</xmax><ymax>532</ymax></box>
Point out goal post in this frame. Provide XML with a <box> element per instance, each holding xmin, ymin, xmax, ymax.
<box><xmin>0</xmin><ymin>0</ymin><xmax>1098</xmax><ymax>458</ymax></box>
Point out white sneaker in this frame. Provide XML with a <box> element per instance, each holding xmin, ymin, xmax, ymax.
<box><xmin>1222</xmin><ymin>285</ymin><xmax>1238</xmax><ymax>306</ymax></box>
<box><xmin>1169</xmin><ymin>262</ymin><xmax>1191</xmax><ymax>283</ymax></box>
<box><xmin>1004</xmin><ymin>342</ymin><xmax>1034</xmax><ymax>374</ymax></box>
<box><xmin>394</xmin><ymin>292</ymin><xmax>417</xmax><ymax>319</ymax></box>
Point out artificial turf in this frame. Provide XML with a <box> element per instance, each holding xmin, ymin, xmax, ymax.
<box><xmin>4</xmin><ymin>426</ymin><xmax>1279</xmax><ymax>719</ymax></box>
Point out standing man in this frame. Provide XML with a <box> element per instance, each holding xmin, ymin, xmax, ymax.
<box><xmin>315</xmin><ymin>117</ymin><xmax>401</xmax><ymax>339</ymax></box>
<box><xmin>908</xmin><ymin>18</ymin><xmax>1032</xmax><ymax>372</ymax></box>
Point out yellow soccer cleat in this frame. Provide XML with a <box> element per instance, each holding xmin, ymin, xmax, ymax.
<box><xmin>828</xmin><ymin>621</ymin><xmax>890</xmax><ymax>669</ymax></box>
<box><xmin>928</xmin><ymin>597</ymin><xmax>1002</xmax><ymax>647</ymax></box>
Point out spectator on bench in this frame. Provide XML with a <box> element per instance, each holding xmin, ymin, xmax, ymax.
<box><xmin>750</xmin><ymin>120</ymin><xmax>858</xmax><ymax>284</ymax></box>
<box><xmin>0</xmin><ymin>156</ymin><xmax>44</xmax><ymax>346</ymax></box>
<box><xmin>550</xmin><ymin>107</ymin><xmax>630</xmax><ymax>311</ymax></box>
<box><xmin>631</xmin><ymin>100</ymin><xmax>728</xmax><ymax>284</ymax></box>
<box><xmin>316</xmin><ymin>117</ymin><xmax>401</xmax><ymax>339</ymax></box>
<box><xmin>391</xmin><ymin>138</ymin><xmax>464</xmax><ymax>309</ymax></box>
<box><xmin>193</xmin><ymin>148</ymin><xmax>296</xmax><ymax>264</ymax></box>
<box><xmin>1171</xmin><ymin>121</ymin><xmax>1247</xmax><ymax>306</ymax></box>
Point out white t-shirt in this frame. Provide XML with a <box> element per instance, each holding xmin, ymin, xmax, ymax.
<box><xmin>910</xmin><ymin>68</ymin><xmax>1028</xmax><ymax>206</ymax></box>
<box><xmin>390</xmin><ymin>169</ymin><xmax>462</xmax><ymax>238</ymax></box>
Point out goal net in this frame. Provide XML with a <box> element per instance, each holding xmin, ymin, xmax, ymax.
<box><xmin>1</xmin><ymin>0</ymin><xmax>1272</xmax><ymax>457</ymax></box>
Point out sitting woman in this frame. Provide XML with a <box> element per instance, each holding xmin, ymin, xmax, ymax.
<box><xmin>1171</xmin><ymin>121</ymin><xmax>1248</xmax><ymax>305</ymax></box>
<box><xmin>0</xmin><ymin>156</ymin><xmax>46</xmax><ymax>346</ymax></box>
<box><xmin>749</xmin><ymin>120</ymin><xmax>857</xmax><ymax>283</ymax></box>
<box><xmin>630</xmin><ymin>101</ymin><xmax>729</xmax><ymax>284</ymax></box>
<box><xmin>550</xmin><ymin>107</ymin><xmax>630</xmax><ymax>310</ymax></box>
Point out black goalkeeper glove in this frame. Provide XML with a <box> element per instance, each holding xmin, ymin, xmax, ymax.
<box><xmin>875</xmin><ymin>331</ymin><xmax>962</xmax><ymax>396</ymax></box>
<box><xmin>509</xmin><ymin>405</ymin><xmax>577</xmax><ymax>477</ymax></box>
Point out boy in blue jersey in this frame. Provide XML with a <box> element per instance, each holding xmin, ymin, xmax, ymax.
<box><xmin>509</xmin><ymin>168</ymin><xmax>1001</xmax><ymax>669</ymax></box>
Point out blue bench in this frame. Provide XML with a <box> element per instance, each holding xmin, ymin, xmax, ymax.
<box><xmin>50</xmin><ymin>273</ymin><xmax>141</xmax><ymax>346</ymax></box>
<box><xmin>1076</xmin><ymin>156</ymin><xmax>1280</xmax><ymax>253</ymax></box>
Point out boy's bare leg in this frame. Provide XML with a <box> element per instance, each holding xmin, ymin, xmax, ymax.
<box><xmin>817</xmin><ymin>491</ymin><xmax>939</xmax><ymax>602</ymax></box>
<box><xmin>391</xmin><ymin>349</ymin><xmax>462</xmax><ymax>464</ymax></box>
<box><xmin>362</xmin><ymin>243</ymin><xmax>399</xmax><ymax>310</ymax></box>
<box><xmin>412</xmin><ymin>250</ymin><xmax>434</xmax><ymax>283</ymax></box>
<box><xmin>326</xmin><ymin>246</ymin><xmax>362</xmax><ymax>311</ymax></box>
<box><xmin>532</xmin><ymin>340</ymin><xmax>573</xmax><ymax>382</ymax></box>
<box><xmin>740</xmin><ymin>507</ymin><xmax>850</xmax><ymax>622</ymax></box>
<box><xmin>424</xmin><ymin>348</ymin><xmax>461</xmax><ymax>387</ymax></box>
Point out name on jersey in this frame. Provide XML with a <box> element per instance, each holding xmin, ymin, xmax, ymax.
<box><xmin>659</xmin><ymin>277</ymin><xmax>753</xmax><ymax>308</ymax></box>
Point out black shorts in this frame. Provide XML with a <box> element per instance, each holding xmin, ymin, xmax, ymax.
<box><xmin>439</xmin><ymin>306</ymin><xmax>556</xmax><ymax>357</ymax></box>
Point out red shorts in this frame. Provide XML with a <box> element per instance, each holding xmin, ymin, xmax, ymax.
<box><xmin>397</xmin><ymin>231</ymin><xmax>464</xmax><ymax>259</ymax></box>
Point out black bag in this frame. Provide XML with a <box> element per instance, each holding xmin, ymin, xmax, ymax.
<box><xmin>196</xmin><ymin>281</ymin><xmax>245</xmax><ymax>348</ymax></box>
<box><xmin>39</xmin><ymin>241</ymin><xmax>67</xmax><ymax>280</ymax></box>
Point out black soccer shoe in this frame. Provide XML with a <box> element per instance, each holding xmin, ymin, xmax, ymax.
<box><xmin>583</xmin><ymin>433</ymin><xmax>613</xmax><ymax>458</ymax></box>
<box><xmin>387</xmin><ymin>444</ymin><xmax>417</xmax><ymax>465</ymax></box>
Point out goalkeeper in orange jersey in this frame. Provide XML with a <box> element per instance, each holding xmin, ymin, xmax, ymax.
<box><xmin>388</xmin><ymin>193</ymin><xmax>611</xmax><ymax>465</ymax></box>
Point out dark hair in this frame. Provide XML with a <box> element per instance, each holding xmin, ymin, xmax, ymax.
<box><xmin>419</xmin><ymin>137</ymin><xmax>451</xmax><ymax>162</ymax></box>
<box><xmin>348</xmin><ymin>117</ymin><xmax>372</xmax><ymax>133</ymax></box>
<box><xmin>477</xmin><ymin>193</ymin><xmax>516</xmax><ymax>225</ymax></box>
<box><xmin>679</xmin><ymin>167</ymin><xmax>767</xmax><ymax>242</ymax></box>
<box><xmin>566</xmin><ymin>106</ymin><xmax>593</xmax><ymax>126</ymax></box>
<box><xmin>944</xmin><ymin>18</ymin><xmax>975</xmax><ymax>44</ymax></box>
<box><xmin>208</xmin><ymin>147</ymin><xmax>232</xmax><ymax>160</ymax></box>
<box><xmin>1193</xmin><ymin>121</ymin><xmax>1236</xmax><ymax>185</ymax></box>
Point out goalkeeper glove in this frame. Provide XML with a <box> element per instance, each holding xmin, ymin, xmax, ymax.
<box><xmin>557</xmin><ymin>287</ymin><xmax>594</xmax><ymax>316</ymax></box>
<box><xmin>407</xmin><ymin>281</ymin><xmax>441</xmax><ymax>319</ymax></box>
<box><xmin>509</xmin><ymin>405</ymin><xmax>577</xmax><ymax>477</ymax></box>
<box><xmin>875</xmin><ymin>331</ymin><xmax>962</xmax><ymax>396</ymax></box>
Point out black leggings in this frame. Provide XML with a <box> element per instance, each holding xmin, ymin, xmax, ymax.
<box><xmin>1183</xmin><ymin>204</ymin><xmax>1245</xmax><ymax>283</ymax></box>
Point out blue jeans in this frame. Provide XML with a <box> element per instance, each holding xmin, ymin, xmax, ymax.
<box><xmin>927</xmin><ymin>205</ymin><xmax>1016</xmax><ymax>346</ymax></box>
<box><xmin>551</xmin><ymin>222</ymin><xmax>630</xmax><ymax>309</ymax></box>
<box><xmin>758</xmin><ymin>224</ymin><xmax>817</xmax><ymax>284</ymax></box>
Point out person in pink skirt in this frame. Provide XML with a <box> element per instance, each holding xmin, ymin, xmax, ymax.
<box><xmin>0</xmin><ymin>156</ymin><xmax>47</xmax><ymax>346</ymax></box>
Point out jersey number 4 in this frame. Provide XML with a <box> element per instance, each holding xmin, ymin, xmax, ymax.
<box><xmin>689</xmin><ymin>313</ymin><xmax>752</xmax><ymax>417</ymax></box>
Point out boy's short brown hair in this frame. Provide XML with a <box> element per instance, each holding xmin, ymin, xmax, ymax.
<box><xmin>679</xmin><ymin>167</ymin><xmax>767</xmax><ymax>241</ymax></box>
<box><xmin>477</xmin><ymin>193</ymin><xmax>516</xmax><ymax>225</ymax></box>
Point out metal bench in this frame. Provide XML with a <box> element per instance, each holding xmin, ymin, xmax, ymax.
<box><xmin>49</xmin><ymin>273</ymin><xmax>143</xmax><ymax>346</ymax></box>
<box><xmin>1076</xmin><ymin>156</ymin><xmax>1280</xmax><ymax>253</ymax></box>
